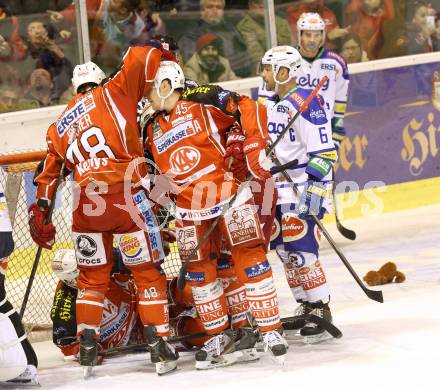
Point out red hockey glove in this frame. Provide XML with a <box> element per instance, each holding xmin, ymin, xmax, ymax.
<box><xmin>28</xmin><ymin>202</ymin><xmax>56</xmax><ymax>249</ymax></box>
<box><xmin>224</xmin><ymin>129</ymin><xmax>247</xmax><ymax>181</ymax></box>
<box><xmin>243</xmin><ymin>136</ymin><xmax>272</xmax><ymax>180</ymax></box>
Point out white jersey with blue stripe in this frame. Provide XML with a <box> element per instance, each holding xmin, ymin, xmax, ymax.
<box><xmin>264</xmin><ymin>88</ymin><xmax>335</xmax><ymax>205</ymax></box>
<box><xmin>296</xmin><ymin>48</ymin><xmax>349</xmax><ymax>126</ymax></box>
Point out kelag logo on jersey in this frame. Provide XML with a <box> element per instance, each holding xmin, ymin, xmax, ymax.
<box><xmin>297</xmin><ymin>74</ymin><xmax>330</xmax><ymax>91</ymax></box>
<box><xmin>57</xmin><ymin>95</ymin><xmax>96</xmax><ymax>136</ymax></box>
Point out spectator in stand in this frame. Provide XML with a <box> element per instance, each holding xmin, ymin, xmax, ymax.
<box><xmin>87</xmin><ymin>0</ymin><xmax>149</xmax><ymax>72</ymax></box>
<box><xmin>431</xmin><ymin>13</ymin><xmax>440</xmax><ymax>51</ymax></box>
<box><xmin>340</xmin><ymin>31</ymin><xmax>369</xmax><ymax>63</ymax></box>
<box><xmin>178</xmin><ymin>0</ymin><xmax>251</xmax><ymax>78</ymax></box>
<box><xmin>287</xmin><ymin>0</ymin><xmax>350</xmax><ymax>48</ymax></box>
<box><xmin>0</xmin><ymin>1</ymin><xmax>27</xmax><ymax>61</ymax></box>
<box><xmin>237</xmin><ymin>0</ymin><xmax>291</xmax><ymax>75</ymax></box>
<box><xmin>183</xmin><ymin>33</ymin><xmax>237</xmax><ymax>83</ymax></box>
<box><xmin>47</xmin><ymin>0</ymin><xmax>102</xmax><ymax>27</ymax></box>
<box><xmin>25</xmin><ymin>20</ymin><xmax>74</xmax><ymax>99</ymax></box>
<box><xmin>0</xmin><ymin>85</ymin><xmax>39</xmax><ymax>112</ymax></box>
<box><xmin>137</xmin><ymin>0</ymin><xmax>167</xmax><ymax>40</ymax></box>
<box><xmin>24</xmin><ymin>68</ymin><xmax>58</xmax><ymax>107</ymax></box>
<box><xmin>405</xmin><ymin>1</ymin><xmax>435</xmax><ymax>54</ymax></box>
<box><xmin>344</xmin><ymin>0</ymin><xmax>395</xmax><ymax>59</ymax></box>
<box><xmin>380</xmin><ymin>1</ymin><xmax>435</xmax><ymax>58</ymax></box>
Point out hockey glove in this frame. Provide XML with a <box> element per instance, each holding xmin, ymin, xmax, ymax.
<box><xmin>0</xmin><ymin>231</ymin><xmax>14</xmax><ymax>259</ymax></box>
<box><xmin>224</xmin><ymin>129</ymin><xmax>247</xmax><ymax>181</ymax></box>
<box><xmin>243</xmin><ymin>136</ymin><xmax>272</xmax><ymax>180</ymax></box>
<box><xmin>297</xmin><ymin>180</ymin><xmax>327</xmax><ymax>220</ymax></box>
<box><xmin>28</xmin><ymin>200</ymin><xmax>56</xmax><ymax>249</ymax></box>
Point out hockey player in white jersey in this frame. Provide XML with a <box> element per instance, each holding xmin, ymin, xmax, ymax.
<box><xmin>295</xmin><ymin>12</ymin><xmax>349</xmax><ymax>149</ymax></box>
<box><xmin>260</xmin><ymin>46</ymin><xmax>338</xmax><ymax>342</ymax></box>
<box><xmin>0</xmin><ymin>171</ymin><xmax>39</xmax><ymax>386</ymax></box>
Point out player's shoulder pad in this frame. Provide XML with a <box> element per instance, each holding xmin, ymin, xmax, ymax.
<box><xmin>321</xmin><ymin>49</ymin><xmax>349</xmax><ymax>80</ymax></box>
<box><xmin>181</xmin><ymin>84</ymin><xmax>240</xmax><ymax>115</ymax></box>
<box><xmin>286</xmin><ymin>88</ymin><xmax>327</xmax><ymax>125</ymax></box>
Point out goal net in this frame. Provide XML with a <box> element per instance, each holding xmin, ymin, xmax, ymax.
<box><xmin>0</xmin><ymin>151</ymin><xmax>182</xmax><ymax>336</ymax></box>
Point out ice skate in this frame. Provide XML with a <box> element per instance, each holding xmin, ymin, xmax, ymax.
<box><xmin>283</xmin><ymin>300</ymin><xmax>313</xmax><ymax>339</ymax></box>
<box><xmin>78</xmin><ymin>329</ymin><xmax>98</xmax><ymax>379</ymax></box>
<box><xmin>262</xmin><ymin>329</ymin><xmax>288</xmax><ymax>364</ymax></box>
<box><xmin>195</xmin><ymin>328</ymin><xmax>258</xmax><ymax>370</ymax></box>
<box><xmin>145</xmin><ymin>326</ymin><xmax>179</xmax><ymax>375</ymax></box>
<box><xmin>300</xmin><ymin>300</ymin><xmax>334</xmax><ymax>343</ymax></box>
<box><xmin>2</xmin><ymin>365</ymin><xmax>39</xmax><ymax>387</ymax></box>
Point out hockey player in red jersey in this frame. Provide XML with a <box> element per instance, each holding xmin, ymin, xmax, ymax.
<box><xmin>144</xmin><ymin>61</ymin><xmax>287</xmax><ymax>369</ymax></box>
<box><xmin>50</xmin><ymin>248</ymin><xmax>253</xmax><ymax>356</ymax></box>
<box><xmin>30</xmin><ymin>48</ymin><xmax>179</xmax><ymax>375</ymax></box>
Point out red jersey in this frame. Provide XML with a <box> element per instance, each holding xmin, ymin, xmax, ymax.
<box><xmin>35</xmin><ymin>46</ymin><xmax>162</xmax><ymax>200</ymax></box>
<box><xmin>145</xmin><ymin>97</ymin><xmax>267</xmax><ymax>220</ymax></box>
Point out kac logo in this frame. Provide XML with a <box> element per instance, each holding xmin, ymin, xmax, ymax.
<box><xmin>169</xmin><ymin>146</ymin><xmax>200</xmax><ymax>174</ymax></box>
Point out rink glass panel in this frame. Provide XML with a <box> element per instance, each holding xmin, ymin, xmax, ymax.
<box><xmin>0</xmin><ymin>8</ymin><xmax>82</xmax><ymax>114</ymax></box>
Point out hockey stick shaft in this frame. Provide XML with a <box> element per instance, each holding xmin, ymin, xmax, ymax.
<box><xmin>176</xmin><ymin>78</ymin><xmax>328</xmax><ymax>290</ymax></box>
<box><xmin>271</xmin><ymin>156</ymin><xmax>383</xmax><ymax>303</ymax></box>
<box><xmin>20</xmin><ymin>126</ymin><xmax>77</xmax><ymax>318</ymax></box>
<box><xmin>331</xmin><ymin>167</ymin><xmax>356</xmax><ymax>240</ymax></box>
<box><xmin>99</xmin><ymin>313</ymin><xmax>329</xmax><ymax>357</ymax></box>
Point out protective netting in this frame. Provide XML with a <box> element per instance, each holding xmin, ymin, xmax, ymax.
<box><xmin>0</xmin><ymin>161</ymin><xmax>181</xmax><ymax>334</ymax></box>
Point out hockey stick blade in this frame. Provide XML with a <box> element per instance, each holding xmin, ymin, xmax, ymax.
<box><xmin>332</xmin><ymin>168</ymin><xmax>356</xmax><ymax>240</ymax></box>
<box><xmin>335</xmin><ymin>217</ymin><xmax>356</xmax><ymax>240</ymax></box>
<box><xmin>282</xmin><ymin>315</ymin><xmax>342</xmax><ymax>339</ymax></box>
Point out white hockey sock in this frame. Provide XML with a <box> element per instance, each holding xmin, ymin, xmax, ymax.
<box><xmin>294</xmin><ymin>251</ymin><xmax>330</xmax><ymax>303</ymax></box>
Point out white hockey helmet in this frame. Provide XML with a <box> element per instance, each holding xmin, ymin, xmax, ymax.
<box><xmin>152</xmin><ymin>60</ymin><xmax>185</xmax><ymax>110</ymax></box>
<box><xmin>72</xmin><ymin>61</ymin><xmax>106</xmax><ymax>94</ymax></box>
<box><xmin>51</xmin><ymin>249</ymin><xmax>79</xmax><ymax>288</ymax></box>
<box><xmin>297</xmin><ymin>12</ymin><xmax>326</xmax><ymax>48</ymax></box>
<box><xmin>261</xmin><ymin>45</ymin><xmax>302</xmax><ymax>86</ymax></box>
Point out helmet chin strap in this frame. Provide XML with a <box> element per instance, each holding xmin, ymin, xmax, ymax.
<box><xmin>156</xmin><ymin>85</ymin><xmax>174</xmax><ymax>111</ymax></box>
<box><xmin>273</xmin><ymin>66</ymin><xmax>292</xmax><ymax>93</ymax></box>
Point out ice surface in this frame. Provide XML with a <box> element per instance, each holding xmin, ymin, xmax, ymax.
<box><xmin>32</xmin><ymin>205</ymin><xmax>440</xmax><ymax>390</ymax></box>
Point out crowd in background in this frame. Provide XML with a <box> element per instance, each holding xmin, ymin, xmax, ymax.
<box><xmin>1</xmin><ymin>0</ymin><xmax>440</xmax><ymax>113</ymax></box>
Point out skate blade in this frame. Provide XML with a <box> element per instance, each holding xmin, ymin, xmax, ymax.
<box><xmin>83</xmin><ymin>366</ymin><xmax>93</xmax><ymax>379</ymax></box>
<box><xmin>195</xmin><ymin>353</ymin><xmax>238</xmax><ymax>370</ymax></box>
<box><xmin>156</xmin><ymin>360</ymin><xmax>177</xmax><ymax>376</ymax></box>
<box><xmin>1</xmin><ymin>379</ymin><xmax>40</xmax><ymax>388</ymax></box>
<box><xmin>283</xmin><ymin>329</ymin><xmax>302</xmax><ymax>341</ymax></box>
<box><xmin>234</xmin><ymin>348</ymin><xmax>259</xmax><ymax>363</ymax></box>
<box><xmin>304</xmin><ymin>331</ymin><xmax>333</xmax><ymax>344</ymax></box>
<box><xmin>271</xmin><ymin>354</ymin><xmax>286</xmax><ymax>365</ymax></box>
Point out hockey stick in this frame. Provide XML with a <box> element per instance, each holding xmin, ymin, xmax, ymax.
<box><xmin>176</xmin><ymin>76</ymin><xmax>329</xmax><ymax>290</ymax></box>
<box><xmin>99</xmin><ymin>331</ymin><xmax>209</xmax><ymax>357</ymax></box>
<box><xmin>99</xmin><ymin>311</ymin><xmax>342</xmax><ymax>358</ymax></box>
<box><xmin>20</xmin><ymin>126</ymin><xmax>78</xmax><ymax>318</ymax></box>
<box><xmin>271</xmin><ymin>156</ymin><xmax>383</xmax><ymax>303</ymax></box>
<box><xmin>332</xmin><ymin>168</ymin><xmax>356</xmax><ymax>240</ymax></box>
